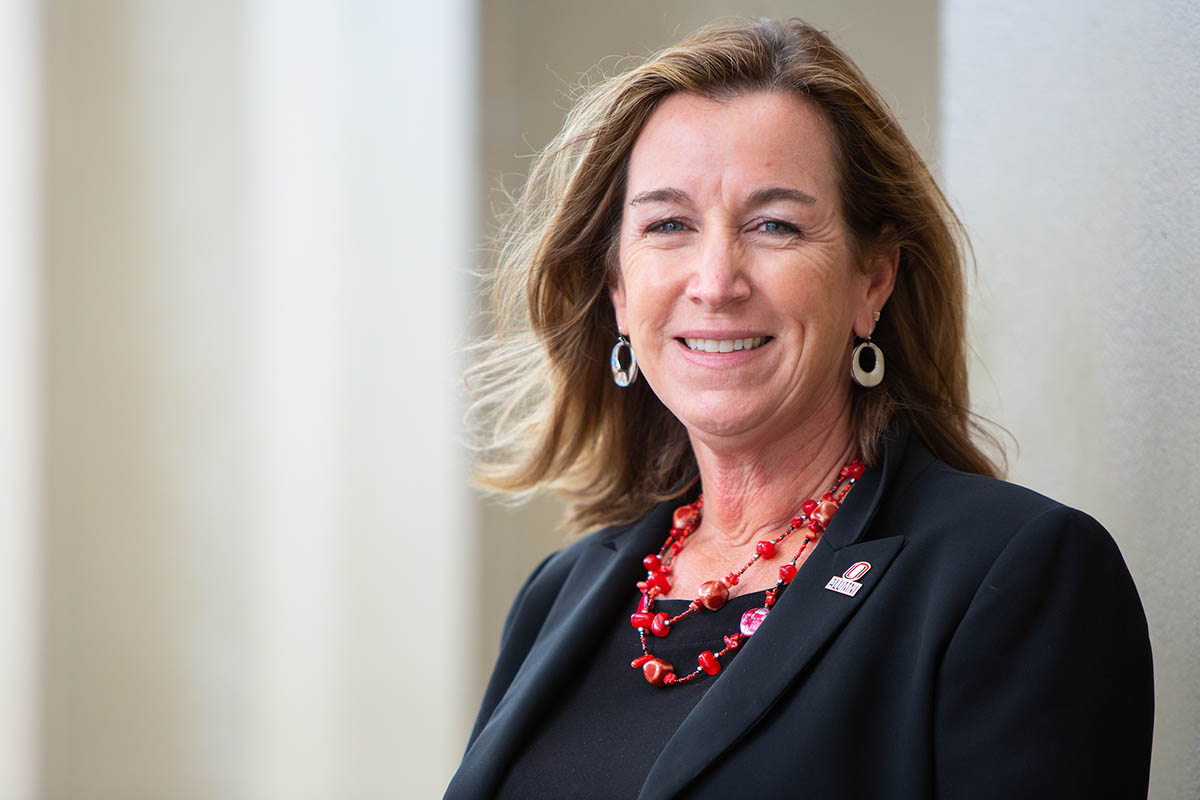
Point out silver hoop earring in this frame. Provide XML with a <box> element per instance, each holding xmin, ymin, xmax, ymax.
<box><xmin>611</xmin><ymin>335</ymin><xmax>639</xmax><ymax>387</ymax></box>
<box><xmin>851</xmin><ymin>339</ymin><xmax>884</xmax><ymax>388</ymax></box>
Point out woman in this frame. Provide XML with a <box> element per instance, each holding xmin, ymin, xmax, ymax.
<box><xmin>447</xmin><ymin>18</ymin><xmax>1152</xmax><ymax>799</ymax></box>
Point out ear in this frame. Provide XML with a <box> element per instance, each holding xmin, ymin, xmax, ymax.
<box><xmin>854</xmin><ymin>230</ymin><xmax>899</xmax><ymax>338</ymax></box>
<box><xmin>609</xmin><ymin>272</ymin><xmax>628</xmax><ymax>335</ymax></box>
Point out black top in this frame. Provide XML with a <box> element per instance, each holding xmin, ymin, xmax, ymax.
<box><xmin>496</xmin><ymin>590</ymin><xmax>769</xmax><ymax>798</ymax></box>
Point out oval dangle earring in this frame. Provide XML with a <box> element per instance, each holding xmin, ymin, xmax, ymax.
<box><xmin>611</xmin><ymin>335</ymin><xmax>639</xmax><ymax>387</ymax></box>
<box><xmin>851</xmin><ymin>312</ymin><xmax>884</xmax><ymax>388</ymax></box>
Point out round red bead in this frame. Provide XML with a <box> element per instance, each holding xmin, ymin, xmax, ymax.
<box><xmin>662</xmin><ymin>671</ymin><xmax>677</xmax><ymax>685</ymax></box>
<box><xmin>848</xmin><ymin>461</ymin><xmax>865</xmax><ymax>478</ymax></box>
<box><xmin>697</xmin><ymin>580</ymin><xmax>729</xmax><ymax>611</ymax></box>
<box><xmin>673</xmin><ymin>506</ymin><xmax>698</xmax><ymax>530</ymax></box>
<box><xmin>643</xmin><ymin>657</ymin><xmax>674</xmax><ymax>685</ymax></box>
<box><xmin>630</xmin><ymin>611</ymin><xmax>653</xmax><ymax>629</ymax></box>
<box><xmin>643</xmin><ymin>554</ymin><xmax>661</xmax><ymax>572</ymax></box>
<box><xmin>812</xmin><ymin>499</ymin><xmax>839</xmax><ymax>526</ymax></box>
<box><xmin>698</xmin><ymin>651</ymin><xmax>720</xmax><ymax>675</ymax></box>
<box><xmin>801</xmin><ymin>499</ymin><xmax>818</xmax><ymax>515</ymax></box>
<box><xmin>779</xmin><ymin>564</ymin><xmax>798</xmax><ymax>583</ymax></box>
<box><xmin>756</xmin><ymin>540</ymin><xmax>777</xmax><ymax>558</ymax></box>
<box><xmin>650</xmin><ymin>612</ymin><xmax>671</xmax><ymax>637</ymax></box>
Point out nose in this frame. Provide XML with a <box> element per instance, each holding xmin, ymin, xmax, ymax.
<box><xmin>686</xmin><ymin>232</ymin><xmax>751</xmax><ymax>310</ymax></box>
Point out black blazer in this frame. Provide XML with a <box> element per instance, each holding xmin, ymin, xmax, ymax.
<box><xmin>446</xmin><ymin>422</ymin><xmax>1153</xmax><ymax>798</ymax></box>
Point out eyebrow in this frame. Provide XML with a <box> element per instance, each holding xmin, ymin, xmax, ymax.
<box><xmin>627</xmin><ymin>186</ymin><xmax>818</xmax><ymax>207</ymax></box>
<box><xmin>628</xmin><ymin>187</ymin><xmax>690</xmax><ymax>206</ymax></box>
<box><xmin>747</xmin><ymin>186</ymin><xmax>818</xmax><ymax>206</ymax></box>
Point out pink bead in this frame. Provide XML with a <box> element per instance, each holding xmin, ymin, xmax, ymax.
<box><xmin>740</xmin><ymin>607</ymin><xmax>770</xmax><ymax>637</ymax></box>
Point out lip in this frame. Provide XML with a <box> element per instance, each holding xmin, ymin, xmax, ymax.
<box><xmin>673</xmin><ymin>329</ymin><xmax>771</xmax><ymax>340</ymax></box>
<box><xmin>674</xmin><ymin>335</ymin><xmax>774</xmax><ymax>365</ymax></box>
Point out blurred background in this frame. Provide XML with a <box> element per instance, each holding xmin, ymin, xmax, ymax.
<box><xmin>2</xmin><ymin>0</ymin><xmax>1197</xmax><ymax>798</ymax></box>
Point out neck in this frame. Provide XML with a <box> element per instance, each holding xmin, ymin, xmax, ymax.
<box><xmin>689</xmin><ymin>401</ymin><xmax>857</xmax><ymax>550</ymax></box>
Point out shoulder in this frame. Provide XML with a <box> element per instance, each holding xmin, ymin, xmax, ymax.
<box><xmin>888</xmin><ymin>454</ymin><xmax>1120</xmax><ymax>566</ymax></box>
<box><xmin>873</xmin><ymin>450</ymin><xmax>1142</xmax><ymax>626</ymax></box>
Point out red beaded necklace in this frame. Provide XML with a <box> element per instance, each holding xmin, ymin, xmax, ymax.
<box><xmin>629</xmin><ymin>458</ymin><xmax>865</xmax><ymax>686</ymax></box>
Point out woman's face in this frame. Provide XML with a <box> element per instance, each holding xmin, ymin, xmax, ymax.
<box><xmin>611</xmin><ymin>91</ymin><xmax>894</xmax><ymax>448</ymax></box>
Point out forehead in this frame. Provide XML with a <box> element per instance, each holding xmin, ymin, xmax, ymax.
<box><xmin>625</xmin><ymin>90</ymin><xmax>839</xmax><ymax>201</ymax></box>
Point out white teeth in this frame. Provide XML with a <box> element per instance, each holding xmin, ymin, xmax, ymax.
<box><xmin>683</xmin><ymin>337</ymin><xmax>767</xmax><ymax>353</ymax></box>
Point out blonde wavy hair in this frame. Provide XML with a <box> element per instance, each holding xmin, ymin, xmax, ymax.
<box><xmin>468</xmin><ymin>18</ymin><xmax>1001</xmax><ymax>532</ymax></box>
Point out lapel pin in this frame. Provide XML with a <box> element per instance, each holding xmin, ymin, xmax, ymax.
<box><xmin>825</xmin><ymin>561</ymin><xmax>871</xmax><ymax>597</ymax></box>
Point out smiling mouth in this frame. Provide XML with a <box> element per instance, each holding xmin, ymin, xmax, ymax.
<box><xmin>681</xmin><ymin>336</ymin><xmax>771</xmax><ymax>353</ymax></box>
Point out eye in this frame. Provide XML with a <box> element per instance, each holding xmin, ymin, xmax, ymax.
<box><xmin>646</xmin><ymin>219</ymin><xmax>688</xmax><ymax>234</ymax></box>
<box><xmin>757</xmin><ymin>219</ymin><xmax>803</xmax><ymax>236</ymax></box>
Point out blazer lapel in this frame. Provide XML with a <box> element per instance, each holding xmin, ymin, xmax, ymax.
<box><xmin>456</xmin><ymin>501</ymin><xmax>674</xmax><ymax>795</ymax></box>
<box><xmin>638</xmin><ymin>422</ymin><xmax>913</xmax><ymax>800</ymax></box>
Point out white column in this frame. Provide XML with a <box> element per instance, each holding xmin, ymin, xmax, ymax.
<box><xmin>0</xmin><ymin>0</ymin><xmax>40</xmax><ymax>797</ymax></box>
<box><xmin>942</xmin><ymin>2</ymin><xmax>1200</xmax><ymax>798</ymax></box>
<box><xmin>39</xmin><ymin>0</ymin><xmax>477</xmax><ymax>797</ymax></box>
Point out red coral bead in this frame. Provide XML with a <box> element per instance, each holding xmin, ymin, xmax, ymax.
<box><xmin>650</xmin><ymin>612</ymin><xmax>671</xmax><ymax>637</ymax></box>
<box><xmin>807</xmin><ymin>518</ymin><xmax>825</xmax><ymax>533</ymax></box>
<box><xmin>801</xmin><ymin>499</ymin><xmax>818</xmax><ymax>515</ymax></box>
<box><xmin>723</xmin><ymin>633</ymin><xmax>742</xmax><ymax>650</ymax></box>
<box><xmin>643</xmin><ymin>554</ymin><xmax>661</xmax><ymax>572</ymax></box>
<box><xmin>848</xmin><ymin>461</ymin><xmax>865</xmax><ymax>479</ymax></box>
<box><xmin>647</xmin><ymin>571</ymin><xmax>671</xmax><ymax>593</ymax></box>
<box><xmin>756</xmin><ymin>540</ymin><xmax>776</xmax><ymax>558</ymax></box>
<box><xmin>630</xmin><ymin>612</ymin><xmax>653</xmax><ymax>629</ymax></box>
<box><xmin>790</xmin><ymin>516</ymin><xmax>805</xmax><ymax>529</ymax></box>
<box><xmin>636</xmin><ymin>593</ymin><xmax>651</xmax><ymax>613</ymax></box>
<box><xmin>698</xmin><ymin>651</ymin><xmax>721</xmax><ymax>675</ymax></box>
<box><xmin>765</xmin><ymin>590</ymin><xmax>776</xmax><ymax>607</ymax></box>
<box><xmin>631</xmin><ymin>654</ymin><xmax>653</xmax><ymax>668</ymax></box>
<box><xmin>697</xmin><ymin>580</ymin><xmax>729</xmax><ymax>611</ymax></box>
<box><xmin>779</xmin><ymin>564</ymin><xmax>798</xmax><ymax>583</ymax></box>
<box><xmin>725</xmin><ymin>573</ymin><xmax>739</xmax><ymax>587</ymax></box>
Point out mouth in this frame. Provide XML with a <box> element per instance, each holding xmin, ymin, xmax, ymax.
<box><xmin>680</xmin><ymin>336</ymin><xmax>771</xmax><ymax>353</ymax></box>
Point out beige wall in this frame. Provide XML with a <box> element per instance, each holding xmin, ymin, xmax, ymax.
<box><xmin>943</xmin><ymin>3</ymin><xmax>1200</xmax><ymax>797</ymax></box>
